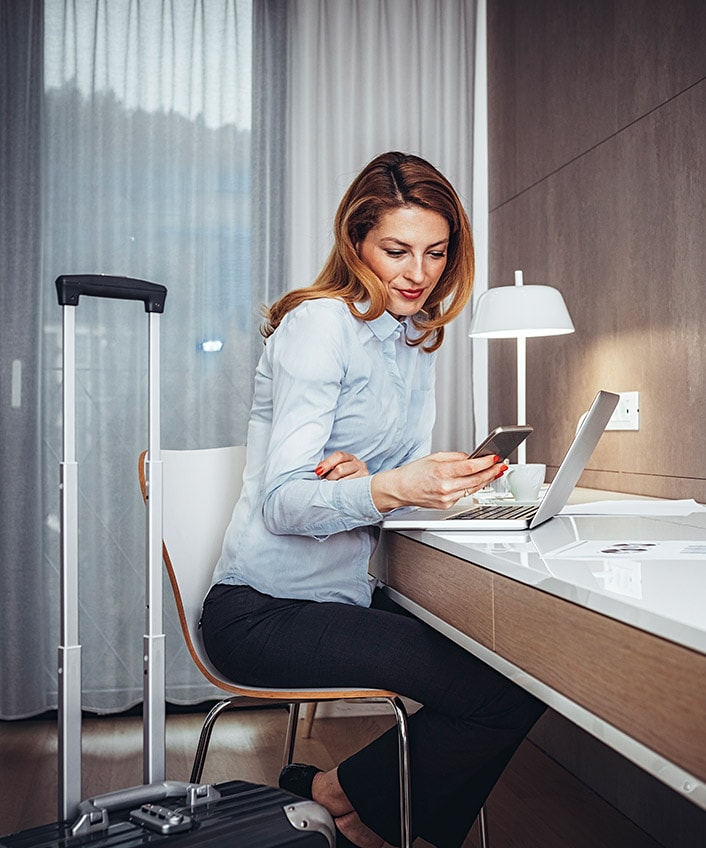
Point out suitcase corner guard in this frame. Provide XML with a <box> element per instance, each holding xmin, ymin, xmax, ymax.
<box><xmin>283</xmin><ymin>799</ymin><xmax>336</xmax><ymax>845</ymax></box>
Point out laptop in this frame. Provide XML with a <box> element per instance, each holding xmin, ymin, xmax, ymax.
<box><xmin>382</xmin><ymin>390</ymin><xmax>619</xmax><ymax>531</ymax></box>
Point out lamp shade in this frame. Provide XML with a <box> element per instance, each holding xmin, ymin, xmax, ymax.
<box><xmin>469</xmin><ymin>285</ymin><xmax>575</xmax><ymax>339</ymax></box>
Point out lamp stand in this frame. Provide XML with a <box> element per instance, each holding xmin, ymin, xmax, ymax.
<box><xmin>517</xmin><ymin>334</ymin><xmax>526</xmax><ymax>464</ymax></box>
<box><xmin>515</xmin><ymin>270</ymin><xmax>527</xmax><ymax>464</ymax></box>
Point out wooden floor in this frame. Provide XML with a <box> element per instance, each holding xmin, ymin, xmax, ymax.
<box><xmin>0</xmin><ymin>706</ymin><xmax>664</xmax><ymax>846</ymax></box>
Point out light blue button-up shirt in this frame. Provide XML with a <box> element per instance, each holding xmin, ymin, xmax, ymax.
<box><xmin>211</xmin><ymin>298</ymin><xmax>436</xmax><ymax>606</ymax></box>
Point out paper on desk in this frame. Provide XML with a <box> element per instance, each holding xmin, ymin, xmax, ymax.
<box><xmin>560</xmin><ymin>499</ymin><xmax>706</xmax><ymax>516</ymax></box>
<box><xmin>548</xmin><ymin>540</ymin><xmax>706</xmax><ymax>560</ymax></box>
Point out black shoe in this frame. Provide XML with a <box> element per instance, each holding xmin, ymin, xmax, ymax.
<box><xmin>278</xmin><ymin>763</ymin><xmax>322</xmax><ymax>799</ymax></box>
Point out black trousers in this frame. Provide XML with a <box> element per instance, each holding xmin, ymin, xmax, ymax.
<box><xmin>201</xmin><ymin>583</ymin><xmax>545</xmax><ymax>848</ymax></box>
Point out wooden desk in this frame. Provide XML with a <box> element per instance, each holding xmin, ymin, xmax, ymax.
<box><xmin>377</xmin><ymin>507</ymin><xmax>706</xmax><ymax>810</ymax></box>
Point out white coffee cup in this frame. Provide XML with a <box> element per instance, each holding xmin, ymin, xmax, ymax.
<box><xmin>505</xmin><ymin>463</ymin><xmax>546</xmax><ymax>502</ymax></box>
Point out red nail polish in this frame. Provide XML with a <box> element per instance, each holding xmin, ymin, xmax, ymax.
<box><xmin>314</xmin><ymin>466</ymin><xmax>324</xmax><ymax>476</ymax></box>
<box><xmin>493</xmin><ymin>455</ymin><xmax>501</xmax><ymax>463</ymax></box>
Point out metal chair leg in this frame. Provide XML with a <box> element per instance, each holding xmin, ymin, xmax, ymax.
<box><xmin>301</xmin><ymin>701</ymin><xmax>318</xmax><ymax>738</ymax></box>
<box><xmin>190</xmin><ymin>697</ymin><xmax>240</xmax><ymax>783</ymax></box>
<box><xmin>385</xmin><ymin>696</ymin><xmax>411</xmax><ymax>848</ymax></box>
<box><xmin>282</xmin><ymin>702</ymin><xmax>301</xmax><ymax>766</ymax></box>
<box><xmin>478</xmin><ymin>803</ymin><xmax>490</xmax><ymax>848</ymax></box>
<box><xmin>189</xmin><ymin>694</ymin><xmax>420</xmax><ymax>848</ymax></box>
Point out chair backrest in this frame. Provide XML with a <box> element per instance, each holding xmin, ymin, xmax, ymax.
<box><xmin>139</xmin><ymin>446</ymin><xmax>246</xmax><ymax>689</ymax></box>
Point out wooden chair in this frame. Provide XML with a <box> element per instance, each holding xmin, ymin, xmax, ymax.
<box><xmin>138</xmin><ymin>446</ymin><xmax>490</xmax><ymax>848</ymax></box>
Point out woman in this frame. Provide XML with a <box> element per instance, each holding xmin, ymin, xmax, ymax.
<box><xmin>201</xmin><ymin>152</ymin><xmax>545</xmax><ymax>848</ymax></box>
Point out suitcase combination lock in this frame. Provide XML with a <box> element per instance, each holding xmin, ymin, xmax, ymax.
<box><xmin>129</xmin><ymin>803</ymin><xmax>193</xmax><ymax>834</ymax></box>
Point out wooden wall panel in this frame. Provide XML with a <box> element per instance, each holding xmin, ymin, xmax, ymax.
<box><xmin>488</xmin><ymin>0</ymin><xmax>617</xmax><ymax>207</ymax></box>
<box><xmin>615</xmin><ymin>0</ymin><xmax>706</xmax><ymax>122</ymax></box>
<box><xmin>486</xmin><ymin>0</ymin><xmax>706</xmax><ymax>501</ymax></box>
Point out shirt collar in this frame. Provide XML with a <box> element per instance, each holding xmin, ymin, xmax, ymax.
<box><xmin>354</xmin><ymin>300</ymin><xmax>416</xmax><ymax>342</ymax></box>
<box><xmin>366</xmin><ymin>309</ymin><xmax>406</xmax><ymax>341</ymax></box>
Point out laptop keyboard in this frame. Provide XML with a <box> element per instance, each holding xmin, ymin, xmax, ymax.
<box><xmin>449</xmin><ymin>504</ymin><xmax>539</xmax><ymax>521</ymax></box>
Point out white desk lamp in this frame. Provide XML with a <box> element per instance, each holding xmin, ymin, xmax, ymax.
<box><xmin>469</xmin><ymin>270</ymin><xmax>575</xmax><ymax>463</ymax></box>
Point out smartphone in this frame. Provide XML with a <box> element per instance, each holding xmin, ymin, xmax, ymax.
<box><xmin>469</xmin><ymin>425</ymin><xmax>533</xmax><ymax>461</ymax></box>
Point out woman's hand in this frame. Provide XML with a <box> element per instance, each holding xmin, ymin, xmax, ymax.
<box><xmin>315</xmin><ymin>451</ymin><xmax>369</xmax><ymax>480</ymax></box>
<box><xmin>370</xmin><ymin>452</ymin><xmax>507</xmax><ymax>513</ymax></box>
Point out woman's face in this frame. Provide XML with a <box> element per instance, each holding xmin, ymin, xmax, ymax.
<box><xmin>356</xmin><ymin>205</ymin><xmax>450</xmax><ymax>319</ymax></box>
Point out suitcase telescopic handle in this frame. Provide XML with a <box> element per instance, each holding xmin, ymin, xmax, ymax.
<box><xmin>70</xmin><ymin>781</ymin><xmax>221</xmax><ymax>837</ymax></box>
<box><xmin>55</xmin><ymin>274</ymin><xmax>167</xmax><ymax>313</ymax></box>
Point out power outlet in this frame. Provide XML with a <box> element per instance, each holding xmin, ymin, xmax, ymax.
<box><xmin>606</xmin><ymin>391</ymin><xmax>640</xmax><ymax>430</ymax></box>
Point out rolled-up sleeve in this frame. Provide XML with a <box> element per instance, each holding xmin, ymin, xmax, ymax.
<box><xmin>263</xmin><ymin>474</ymin><xmax>383</xmax><ymax>538</ymax></box>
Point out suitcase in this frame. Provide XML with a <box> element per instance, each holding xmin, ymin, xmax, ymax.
<box><xmin>0</xmin><ymin>779</ymin><xmax>335</xmax><ymax>847</ymax></box>
<box><xmin>55</xmin><ymin>275</ymin><xmax>168</xmax><ymax>820</ymax></box>
<box><xmin>41</xmin><ymin>276</ymin><xmax>335</xmax><ymax>848</ymax></box>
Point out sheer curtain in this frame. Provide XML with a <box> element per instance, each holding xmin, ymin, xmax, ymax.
<box><xmin>282</xmin><ymin>0</ymin><xmax>478</xmax><ymax>451</ymax></box>
<box><xmin>0</xmin><ymin>0</ymin><xmax>46</xmax><ymax>719</ymax></box>
<box><xmin>1</xmin><ymin>0</ymin><xmax>254</xmax><ymax>718</ymax></box>
<box><xmin>0</xmin><ymin>0</ymin><xmax>477</xmax><ymax>720</ymax></box>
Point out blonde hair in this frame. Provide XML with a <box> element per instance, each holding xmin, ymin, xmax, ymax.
<box><xmin>262</xmin><ymin>152</ymin><xmax>474</xmax><ymax>352</ymax></box>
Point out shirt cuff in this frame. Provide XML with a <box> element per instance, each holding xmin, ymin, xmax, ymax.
<box><xmin>334</xmin><ymin>474</ymin><xmax>385</xmax><ymax>524</ymax></box>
